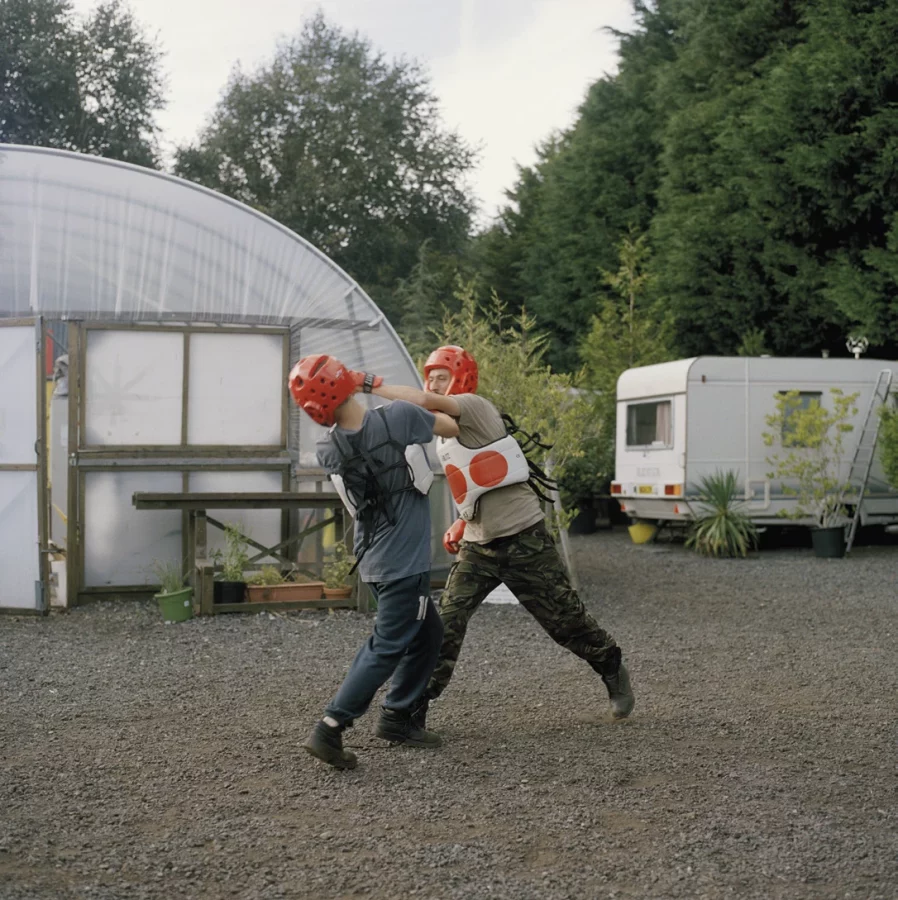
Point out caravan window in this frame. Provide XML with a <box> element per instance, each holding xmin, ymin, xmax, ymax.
<box><xmin>780</xmin><ymin>391</ymin><xmax>822</xmax><ymax>445</ymax></box>
<box><xmin>626</xmin><ymin>400</ymin><xmax>672</xmax><ymax>448</ymax></box>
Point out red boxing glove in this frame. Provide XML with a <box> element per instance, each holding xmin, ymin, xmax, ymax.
<box><xmin>443</xmin><ymin>518</ymin><xmax>466</xmax><ymax>554</ymax></box>
<box><xmin>347</xmin><ymin>370</ymin><xmax>384</xmax><ymax>393</ymax></box>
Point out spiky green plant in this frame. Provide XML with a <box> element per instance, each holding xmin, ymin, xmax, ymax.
<box><xmin>150</xmin><ymin>559</ymin><xmax>187</xmax><ymax>595</ymax></box>
<box><xmin>685</xmin><ymin>470</ymin><xmax>759</xmax><ymax>558</ymax></box>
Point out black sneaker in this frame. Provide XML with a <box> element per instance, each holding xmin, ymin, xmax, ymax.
<box><xmin>303</xmin><ymin>720</ymin><xmax>358</xmax><ymax>769</ymax></box>
<box><xmin>601</xmin><ymin>662</ymin><xmax>635</xmax><ymax>719</ymax></box>
<box><xmin>376</xmin><ymin>706</ymin><xmax>442</xmax><ymax>748</ymax></box>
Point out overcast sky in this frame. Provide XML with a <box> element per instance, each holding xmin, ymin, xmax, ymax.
<box><xmin>71</xmin><ymin>0</ymin><xmax>635</xmax><ymax>221</ymax></box>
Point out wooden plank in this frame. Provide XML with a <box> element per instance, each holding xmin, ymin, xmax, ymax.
<box><xmin>211</xmin><ymin>598</ymin><xmax>353</xmax><ymax>614</ymax></box>
<box><xmin>197</xmin><ymin>561</ymin><xmax>215</xmax><ymax>616</ymax></box>
<box><xmin>133</xmin><ymin>491</ymin><xmax>340</xmax><ymax>510</ymax></box>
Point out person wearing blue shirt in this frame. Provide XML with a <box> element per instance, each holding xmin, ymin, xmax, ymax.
<box><xmin>288</xmin><ymin>354</ymin><xmax>459</xmax><ymax>770</ymax></box>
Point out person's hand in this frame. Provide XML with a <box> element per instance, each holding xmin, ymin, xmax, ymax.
<box><xmin>347</xmin><ymin>370</ymin><xmax>384</xmax><ymax>393</ymax></box>
<box><xmin>443</xmin><ymin>518</ymin><xmax>465</xmax><ymax>554</ymax></box>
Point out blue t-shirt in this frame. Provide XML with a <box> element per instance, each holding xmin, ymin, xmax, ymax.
<box><xmin>317</xmin><ymin>400</ymin><xmax>435</xmax><ymax>583</ymax></box>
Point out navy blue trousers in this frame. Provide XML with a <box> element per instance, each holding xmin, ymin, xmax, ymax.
<box><xmin>324</xmin><ymin>571</ymin><xmax>443</xmax><ymax>725</ymax></box>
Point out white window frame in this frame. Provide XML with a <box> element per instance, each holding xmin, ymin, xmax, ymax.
<box><xmin>626</xmin><ymin>399</ymin><xmax>673</xmax><ymax>450</ymax></box>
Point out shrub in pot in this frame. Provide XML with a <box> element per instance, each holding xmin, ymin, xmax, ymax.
<box><xmin>763</xmin><ymin>388</ymin><xmax>858</xmax><ymax>557</ymax></box>
<box><xmin>151</xmin><ymin>559</ymin><xmax>194</xmax><ymax>623</ymax></box>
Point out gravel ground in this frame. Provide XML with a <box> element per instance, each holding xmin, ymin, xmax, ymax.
<box><xmin>2</xmin><ymin>528</ymin><xmax>897</xmax><ymax>900</ymax></box>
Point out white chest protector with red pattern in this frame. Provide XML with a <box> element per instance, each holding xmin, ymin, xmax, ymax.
<box><xmin>436</xmin><ymin>434</ymin><xmax>531</xmax><ymax>521</ymax></box>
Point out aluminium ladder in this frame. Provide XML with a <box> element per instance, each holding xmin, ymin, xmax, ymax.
<box><xmin>840</xmin><ymin>368</ymin><xmax>894</xmax><ymax>554</ymax></box>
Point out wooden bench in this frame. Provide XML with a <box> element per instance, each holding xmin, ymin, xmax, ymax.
<box><xmin>132</xmin><ymin>491</ymin><xmax>365</xmax><ymax>615</ymax></box>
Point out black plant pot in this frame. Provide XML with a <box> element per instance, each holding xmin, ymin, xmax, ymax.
<box><xmin>811</xmin><ymin>526</ymin><xmax>846</xmax><ymax>559</ymax></box>
<box><xmin>214</xmin><ymin>580</ymin><xmax>247</xmax><ymax>604</ymax></box>
<box><xmin>568</xmin><ymin>499</ymin><xmax>598</xmax><ymax>535</ymax></box>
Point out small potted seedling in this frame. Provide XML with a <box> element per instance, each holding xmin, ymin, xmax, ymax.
<box><xmin>322</xmin><ymin>542</ymin><xmax>355</xmax><ymax>600</ymax></box>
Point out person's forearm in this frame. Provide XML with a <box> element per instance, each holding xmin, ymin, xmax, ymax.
<box><xmin>372</xmin><ymin>384</ymin><xmax>429</xmax><ymax>407</ymax></box>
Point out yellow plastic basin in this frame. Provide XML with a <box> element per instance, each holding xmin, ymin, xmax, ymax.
<box><xmin>628</xmin><ymin>522</ymin><xmax>657</xmax><ymax>544</ymax></box>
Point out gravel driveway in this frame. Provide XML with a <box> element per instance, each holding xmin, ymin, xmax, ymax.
<box><xmin>2</xmin><ymin>529</ymin><xmax>896</xmax><ymax>900</ymax></box>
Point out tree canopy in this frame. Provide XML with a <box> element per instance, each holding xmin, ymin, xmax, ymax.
<box><xmin>174</xmin><ymin>12</ymin><xmax>477</xmax><ymax>323</ymax></box>
<box><xmin>484</xmin><ymin>0</ymin><xmax>898</xmax><ymax>367</ymax></box>
<box><xmin>0</xmin><ymin>0</ymin><xmax>165</xmax><ymax>166</ymax></box>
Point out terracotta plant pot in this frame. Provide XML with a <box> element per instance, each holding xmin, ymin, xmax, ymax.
<box><xmin>246</xmin><ymin>581</ymin><xmax>325</xmax><ymax>603</ymax></box>
<box><xmin>323</xmin><ymin>586</ymin><xmax>353</xmax><ymax>600</ymax></box>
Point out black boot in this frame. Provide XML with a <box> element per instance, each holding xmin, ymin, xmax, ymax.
<box><xmin>410</xmin><ymin>695</ymin><xmax>430</xmax><ymax>731</ymax></box>
<box><xmin>601</xmin><ymin>662</ymin><xmax>635</xmax><ymax>719</ymax></box>
<box><xmin>376</xmin><ymin>706</ymin><xmax>442</xmax><ymax>748</ymax></box>
<box><xmin>303</xmin><ymin>720</ymin><xmax>358</xmax><ymax>770</ymax></box>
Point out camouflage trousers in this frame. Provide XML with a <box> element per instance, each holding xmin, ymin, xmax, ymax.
<box><xmin>426</xmin><ymin>521</ymin><xmax>620</xmax><ymax>699</ymax></box>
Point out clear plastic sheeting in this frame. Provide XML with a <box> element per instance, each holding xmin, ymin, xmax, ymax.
<box><xmin>83</xmin><ymin>470</ymin><xmax>182</xmax><ymax>587</ymax></box>
<box><xmin>85</xmin><ymin>330</ymin><xmax>184</xmax><ymax>445</ymax></box>
<box><xmin>0</xmin><ymin>324</ymin><xmax>41</xmax><ymax>609</ymax></box>
<box><xmin>188</xmin><ymin>332</ymin><xmax>283</xmax><ymax>445</ymax></box>
<box><xmin>0</xmin><ymin>325</ymin><xmax>39</xmax><ymax>460</ymax></box>
<box><xmin>0</xmin><ymin>472</ymin><xmax>41</xmax><ymax>608</ymax></box>
<box><xmin>0</xmin><ymin>145</ymin><xmax>421</xmax><ymax>388</ymax></box>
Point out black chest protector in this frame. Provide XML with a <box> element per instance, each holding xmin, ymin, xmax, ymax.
<box><xmin>329</xmin><ymin>407</ymin><xmax>422</xmax><ymax>568</ymax></box>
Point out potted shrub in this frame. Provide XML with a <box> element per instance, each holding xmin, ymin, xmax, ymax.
<box><xmin>763</xmin><ymin>388</ymin><xmax>859</xmax><ymax>558</ymax></box>
<box><xmin>211</xmin><ymin>523</ymin><xmax>250</xmax><ymax>604</ymax></box>
<box><xmin>151</xmin><ymin>559</ymin><xmax>194</xmax><ymax>623</ymax></box>
<box><xmin>322</xmin><ymin>543</ymin><xmax>355</xmax><ymax>599</ymax></box>
<box><xmin>685</xmin><ymin>469</ymin><xmax>759</xmax><ymax>558</ymax></box>
<box><xmin>557</xmin><ymin>437</ymin><xmax>610</xmax><ymax>535</ymax></box>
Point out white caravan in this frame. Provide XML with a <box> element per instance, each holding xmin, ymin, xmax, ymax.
<box><xmin>611</xmin><ymin>356</ymin><xmax>898</xmax><ymax>527</ymax></box>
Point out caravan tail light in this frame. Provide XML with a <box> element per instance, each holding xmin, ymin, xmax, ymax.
<box><xmin>610</xmin><ymin>483</ymin><xmax>622</xmax><ymax>495</ymax></box>
<box><xmin>664</xmin><ymin>484</ymin><xmax>683</xmax><ymax>496</ymax></box>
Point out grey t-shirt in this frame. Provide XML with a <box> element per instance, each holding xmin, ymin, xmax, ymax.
<box><xmin>317</xmin><ymin>400</ymin><xmax>435</xmax><ymax>583</ymax></box>
<box><xmin>448</xmin><ymin>393</ymin><xmax>544</xmax><ymax>544</ymax></box>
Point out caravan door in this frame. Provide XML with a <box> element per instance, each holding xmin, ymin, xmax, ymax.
<box><xmin>0</xmin><ymin>319</ymin><xmax>49</xmax><ymax>611</ymax></box>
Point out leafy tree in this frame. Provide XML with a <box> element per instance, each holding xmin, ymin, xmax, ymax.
<box><xmin>477</xmin><ymin>1</ymin><xmax>677</xmax><ymax>371</ymax></box>
<box><xmin>649</xmin><ymin>0</ymin><xmax>817</xmax><ymax>356</ymax></box>
<box><xmin>649</xmin><ymin>0</ymin><xmax>898</xmax><ymax>357</ymax></box>
<box><xmin>174</xmin><ymin>12</ymin><xmax>476</xmax><ymax>323</ymax></box>
<box><xmin>579</xmin><ymin>231</ymin><xmax>674</xmax><ymax>484</ymax></box>
<box><xmin>763</xmin><ymin>389</ymin><xmax>859</xmax><ymax>528</ymax></box>
<box><xmin>0</xmin><ymin>0</ymin><xmax>165</xmax><ymax>166</ymax></box>
<box><xmin>736</xmin><ymin>328</ymin><xmax>770</xmax><ymax>357</ymax></box>
<box><xmin>394</xmin><ymin>240</ymin><xmax>467</xmax><ymax>361</ymax></box>
<box><xmin>433</xmin><ymin>284</ymin><xmax>595</xmax><ymax>478</ymax></box>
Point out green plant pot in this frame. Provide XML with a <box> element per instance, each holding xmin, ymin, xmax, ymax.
<box><xmin>811</xmin><ymin>526</ymin><xmax>846</xmax><ymax>558</ymax></box>
<box><xmin>156</xmin><ymin>587</ymin><xmax>194</xmax><ymax>623</ymax></box>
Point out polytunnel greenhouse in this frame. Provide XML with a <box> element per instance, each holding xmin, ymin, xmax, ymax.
<box><xmin>0</xmin><ymin>144</ymin><xmax>452</xmax><ymax>613</ymax></box>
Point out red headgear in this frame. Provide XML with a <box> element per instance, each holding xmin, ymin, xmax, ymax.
<box><xmin>423</xmin><ymin>345</ymin><xmax>478</xmax><ymax>395</ymax></box>
<box><xmin>288</xmin><ymin>355</ymin><xmax>355</xmax><ymax>426</ymax></box>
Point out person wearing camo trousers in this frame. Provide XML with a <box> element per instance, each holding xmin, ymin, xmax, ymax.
<box><xmin>365</xmin><ymin>345</ymin><xmax>635</xmax><ymax>728</ymax></box>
